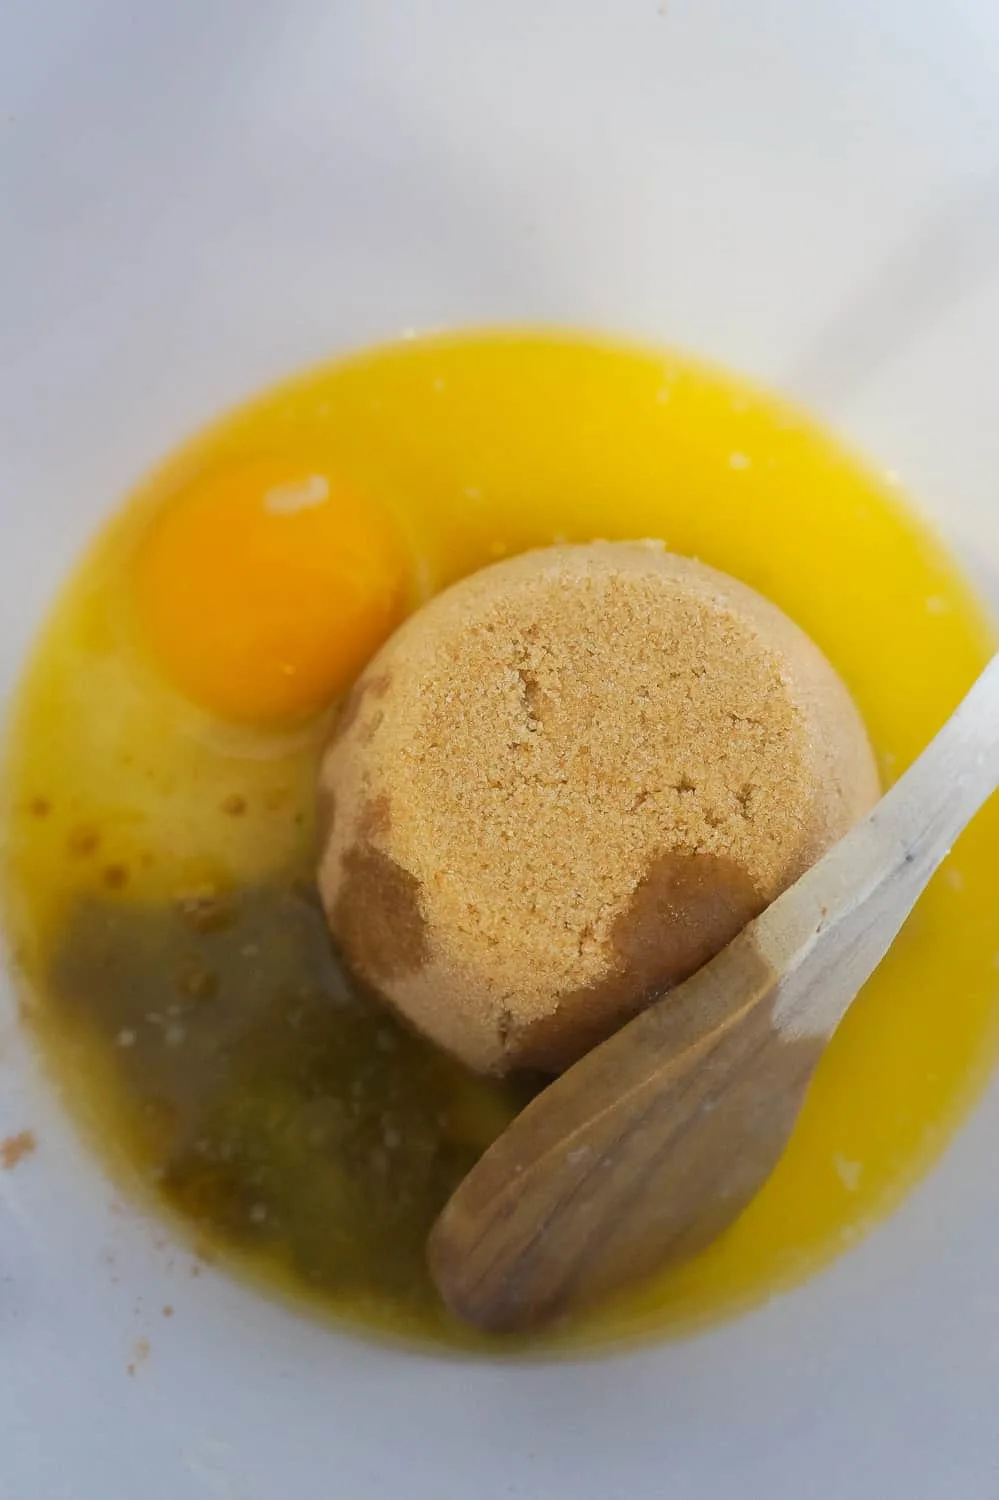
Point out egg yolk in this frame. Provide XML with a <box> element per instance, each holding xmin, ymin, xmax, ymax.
<box><xmin>135</xmin><ymin>456</ymin><xmax>408</xmax><ymax>724</ymax></box>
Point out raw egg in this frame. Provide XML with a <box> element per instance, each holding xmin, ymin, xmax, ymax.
<box><xmin>135</xmin><ymin>455</ymin><xmax>408</xmax><ymax>724</ymax></box>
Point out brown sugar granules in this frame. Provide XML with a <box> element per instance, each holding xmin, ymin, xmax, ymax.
<box><xmin>317</xmin><ymin>543</ymin><xmax>879</xmax><ymax>1074</ymax></box>
<box><xmin>1</xmin><ymin>1130</ymin><xmax>37</xmax><ymax>1170</ymax></box>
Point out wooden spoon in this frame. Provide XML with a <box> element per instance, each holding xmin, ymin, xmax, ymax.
<box><xmin>428</xmin><ymin>656</ymin><xmax>999</xmax><ymax>1333</ymax></box>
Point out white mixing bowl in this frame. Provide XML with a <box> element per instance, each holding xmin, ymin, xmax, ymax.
<box><xmin>3</xmin><ymin>3</ymin><xmax>999</xmax><ymax>1495</ymax></box>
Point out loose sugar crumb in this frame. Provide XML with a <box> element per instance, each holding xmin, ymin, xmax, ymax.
<box><xmin>0</xmin><ymin>1130</ymin><xmax>36</xmax><ymax>1170</ymax></box>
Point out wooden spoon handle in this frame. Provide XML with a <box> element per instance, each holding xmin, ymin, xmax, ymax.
<box><xmin>760</xmin><ymin>654</ymin><xmax>999</xmax><ymax>1043</ymax></box>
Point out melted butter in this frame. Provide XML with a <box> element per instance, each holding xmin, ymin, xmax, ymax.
<box><xmin>3</xmin><ymin>330</ymin><xmax>998</xmax><ymax>1352</ymax></box>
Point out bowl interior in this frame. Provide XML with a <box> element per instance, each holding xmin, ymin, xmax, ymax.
<box><xmin>3</xmin><ymin>3</ymin><xmax>999</xmax><ymax>1497</ymax></box>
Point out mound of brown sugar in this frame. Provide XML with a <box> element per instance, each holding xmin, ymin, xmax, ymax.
<box><xmin>317</xmin><ymin>543</ymin><xmax>879</xmax><ymax>1075</ymax></box>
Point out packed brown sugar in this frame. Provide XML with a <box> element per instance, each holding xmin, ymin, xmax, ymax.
<box><xmin>318</xmin><ymin>542</ymin><xmax>880</xmax><ymax>1074</ymax></box>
